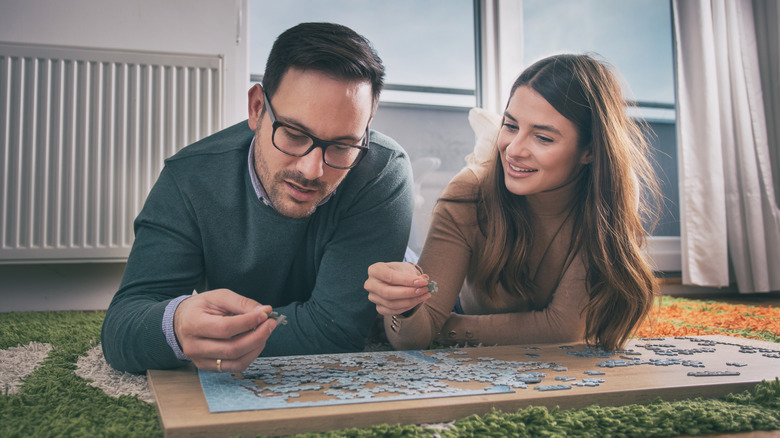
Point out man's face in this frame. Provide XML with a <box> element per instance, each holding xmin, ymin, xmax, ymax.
<box><xmin>248</xmin><ymin>68</ymin><xmax>373</xmax><ymax>219</ymax></box>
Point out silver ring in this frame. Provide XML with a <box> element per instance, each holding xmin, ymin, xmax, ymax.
<box><xmin>216</xmin><ymin>358</ymin><xmax>222</xmax><ymax>373</ymax></box>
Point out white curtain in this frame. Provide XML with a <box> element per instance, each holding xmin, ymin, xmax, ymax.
<box><xmin>674</xmin><ymin>0</ymin><xmax>780</xmax><ymax>293</ymax></box>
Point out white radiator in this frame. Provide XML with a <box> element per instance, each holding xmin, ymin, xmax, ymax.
<box><xmin>0</xmin><ymin>43</ymin><xmax>223</xmax><ymax>263</ymax></box>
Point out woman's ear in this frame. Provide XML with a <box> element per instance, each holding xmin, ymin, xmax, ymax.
<box><xmin>580</xmin><ymin>146</ymin><xmax>594</xmax><ymax>165</ymax></box>
<box><xmin>247</xmin><ymin>84</ymin><xmax>265</xmax><ymax>131</ymax></box>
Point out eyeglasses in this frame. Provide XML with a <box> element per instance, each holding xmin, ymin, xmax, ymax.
<box><xmin>263</xmin><ymin>90</ymin><xmax>369</xmax><ymax>169</ymax></box>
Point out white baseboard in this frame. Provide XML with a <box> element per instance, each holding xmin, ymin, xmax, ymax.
<box><xmin>0</xmin><ymin>264</ymin><xmax>123</xmax><ymax>312</ymax></box>
<box><xmin>647</xmin><ymin>236</ymin><xmax>682</xmax><ymax>273</ymax></box>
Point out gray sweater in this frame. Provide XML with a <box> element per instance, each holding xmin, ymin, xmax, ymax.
<box><xmin>101</xmin><ymin>121</ymin><xmax>414</xmax><ymax>373</ymax></box>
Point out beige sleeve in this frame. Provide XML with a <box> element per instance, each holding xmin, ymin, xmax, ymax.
<box><xmin>384</xmin><ymin>170</ymin><xmax>478</xmax><ymax>350</ymax></box>
<box><xmin>435</xmin><ymin>254</ymin><xmax>589</xmax><ymax>346</ymax></box>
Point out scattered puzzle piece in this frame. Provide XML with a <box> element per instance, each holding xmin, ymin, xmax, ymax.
<box><xmin>535</xmin><ymin>384</ymin><xmax>571</xmax><ymax>391</ymax></box>
<box><xmin>687</xmin><ymin>371</ymin><xmax>741</xmax><ymax>377</ymax></box>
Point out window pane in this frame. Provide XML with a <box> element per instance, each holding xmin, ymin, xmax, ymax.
<box><xmin>249</xmin><ymin>0</ymin><xmax>476</xmax><ymax>106</ymax></box>
<box><xmin>523</xmin><ymin>0</ymin><xmax>674</xmax><ymax>111</ymax></box>
<box><xmin>523</xmin><ymin>0</ymin><xmax>678</xmax><ymax>237</ymax></box>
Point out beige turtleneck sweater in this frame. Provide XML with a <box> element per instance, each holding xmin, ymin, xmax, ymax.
<box><xmin>386</xmin><ymin>165</ymin><xmax>589</xmax><ymax>350</ymax></box>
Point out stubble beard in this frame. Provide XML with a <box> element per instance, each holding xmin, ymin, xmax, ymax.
<box><xmin>254</xmin><ymin>146</ymin><xmax>337</xmax><ymax>219</ymax></box>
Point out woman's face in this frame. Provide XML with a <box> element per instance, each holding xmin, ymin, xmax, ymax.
<box><xmin>497</xmin><ymin>85</ymin><xmax>591</xmax><ymax>196</ymax></box>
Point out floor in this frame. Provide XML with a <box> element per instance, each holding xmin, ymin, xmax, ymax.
<box><xmin>660</xmin><ymin>278</ymin><xmax>780</xmax><ymax>307</ymax></box>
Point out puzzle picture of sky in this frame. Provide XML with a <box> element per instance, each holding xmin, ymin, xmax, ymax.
<box><xmin>199</xmin><ymin>349</ymin><xmax>534</xmax><ymax>412</ymax></box>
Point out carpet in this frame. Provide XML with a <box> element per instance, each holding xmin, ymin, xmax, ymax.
<box><xmin>636</xmin><ymin>296</ymin><xmax>780</xmax><ymax>343</ymax></box>
<box><xmin>1</xmin><ymin>297</ymin><xmax>779</xmax><ymax>438</ymax></box>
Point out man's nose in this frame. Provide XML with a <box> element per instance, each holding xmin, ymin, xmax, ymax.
<box><xmin>296</xmin><ymin>147</ymin><xmax>325</xmax><ymax>180</ymax></box>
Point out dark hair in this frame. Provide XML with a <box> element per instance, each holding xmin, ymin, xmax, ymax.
<box><xmin>262</xmin><ymin>22</ymin><xmax>385</xmax><ymax>108</ymax></box>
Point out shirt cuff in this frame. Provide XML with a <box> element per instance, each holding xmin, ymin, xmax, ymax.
<box><xmin>163</xmin><ymin>295</ymin><xmax>192</xmax><ymax>361</ymax></box>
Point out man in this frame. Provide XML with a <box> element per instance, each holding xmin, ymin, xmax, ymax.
<box><xmin>101</xmin><ymin>22</ymin><xmax>414</xmax><ymax>373</ymax></box>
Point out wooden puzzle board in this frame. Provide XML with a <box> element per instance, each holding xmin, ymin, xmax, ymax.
<box><xmin>147</xmin><ymin>335</ymin><xmax>780</xmax><ymax>437</ymax></box>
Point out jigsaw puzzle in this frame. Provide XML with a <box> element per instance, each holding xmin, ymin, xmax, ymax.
<box><xmin>197</xmin><ymin>336</ymin><xmax>780</xmax><ymax>413</ymax></box>
<box><xmin>199</xmin><ymin>349</ymin><xmax>550</xmax><ymax>412</ymax></box>
<box><xmin>148</xmin><ymin>335</ymin><xmax>780</xmax><ymax>437</ymax></box>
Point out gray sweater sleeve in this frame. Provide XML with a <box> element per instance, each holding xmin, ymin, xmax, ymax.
<box><xmin>101</xmin><ymin>166</ymin><xmax>203</xmax><ymax>373</ymax></box>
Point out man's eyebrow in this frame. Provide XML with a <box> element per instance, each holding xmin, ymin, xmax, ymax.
<box><xmin>503</xmin><ymin>112</ymin><xmax>563</xmax><ymax>136</ymax></box>
<box><xmin>277</xmin><ymin>113</ymin><xmax>364</xmax><ymax>144</ymax></box>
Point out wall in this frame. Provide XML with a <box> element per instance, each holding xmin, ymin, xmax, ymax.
<box><xmin>371</xmin><ymin>104</ymin><xmax>474</xmax><ymax>253</ymax></box>
<box><xmin>0</xmin><ymin>0</ymin><xmax>249</xmax><ymax>311</ymax></box>
<box><xmin>0</xmin><ymin>0</ymin><xmax>248</xmax><ymax>125</ymax></box>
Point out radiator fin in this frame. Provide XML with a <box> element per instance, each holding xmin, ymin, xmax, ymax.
<box><xmin>0</xmin><ymin>43</ymin><xmax>223</xmax><ymax>262</ymax></box>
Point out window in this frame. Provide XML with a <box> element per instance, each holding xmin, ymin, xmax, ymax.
<box><xmin>249</xmin><ymin>1</ymin><xmax>480</xmax><ymax>253</ymax></box>
<box><xmin>523</xmin><ymin>0</ymin><xmax>675</xmax><ymax>122</ymax></box>
<box><xmin>249</xmin><ymin>0</ymin><xmax>477</xmax><ymax>107</ymax></box>
<box><xmin>522</xmin><ymin>0</ymin><xmax>679</xmax><ymax>239</ymax></box>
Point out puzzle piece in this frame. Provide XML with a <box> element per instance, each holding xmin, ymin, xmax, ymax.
<box><xmin>534</xmin><ymin>384</ymin><xmax>571</xmax><ymax>391</ymax></box>
<box><xmin>268</xmin><ymin>311</ymin><xmax>288</xmax><ymax>325</ymax></box>
<box><xmin>408</xmin><ymin>263</ymin><xmax>438</xmax><ymax>293</ymax></box>
<box><xmin>687</xmin><ymin>370</ymin><xmax>741</xmax><ymax>377</ymax></box>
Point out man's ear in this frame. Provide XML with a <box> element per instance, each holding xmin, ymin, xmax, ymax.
<box><xmin>247</xmin><ymin>83</ymin><xmax>264</xmax><ymax>131</ymax></box>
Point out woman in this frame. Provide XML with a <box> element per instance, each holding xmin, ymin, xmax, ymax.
<box><xmin>364</xmin><ymin>54</ymin><xmax>661</xmax><ymax>351</ymax></box>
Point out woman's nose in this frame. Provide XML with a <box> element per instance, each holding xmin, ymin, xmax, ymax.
<box><xmin>505</xmin><ymin>134</ymin><xmax>531</xmax><ymax>158</ymax></box>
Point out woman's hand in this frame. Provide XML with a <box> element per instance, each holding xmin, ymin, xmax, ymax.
<box><xmin>364</xmin><ymin>262</ymin><xmax>433</xmax><ymax>316</ymax></box>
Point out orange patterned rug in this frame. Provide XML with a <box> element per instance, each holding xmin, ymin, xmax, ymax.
<box><xmin>636</xmin><ymin>296</ymin><xmax>780</xmax><ymax>343</ymax></box>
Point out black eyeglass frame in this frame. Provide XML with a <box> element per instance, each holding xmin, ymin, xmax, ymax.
<box><xmin>262</xmin><ymin>90</ymin><xmax>370</xmax><ymax>170</ymax></box>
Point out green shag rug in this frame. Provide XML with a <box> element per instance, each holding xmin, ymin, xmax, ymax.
<box><xmin>1</xmin><ymin>308</ymin><xmax>779</xmax><ymax>438</ymax></box>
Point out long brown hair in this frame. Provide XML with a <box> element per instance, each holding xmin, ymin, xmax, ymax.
<box><xmin>470</xmin><ymin>54</ymin><xmax>661</xmax><ymax>350</ymax></box>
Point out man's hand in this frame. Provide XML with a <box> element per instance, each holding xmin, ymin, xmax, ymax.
<box><xmin>364</xmin><ymin>262</ymin><xmax>432</xmax><ymax>316</ymax></box>
<box><xmin>174</xmin><ymin>289</ymin><xmax>278</xmax><ymax>372</ymax></box>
